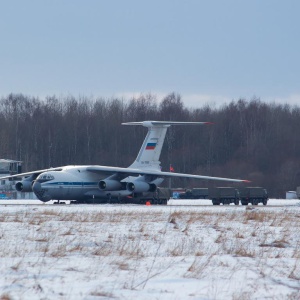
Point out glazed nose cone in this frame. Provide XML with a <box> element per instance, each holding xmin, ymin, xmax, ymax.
<box><xmin>32</xmin><ymin>181</ymin><xmax>52</xmax><ymax>202</ymax></box>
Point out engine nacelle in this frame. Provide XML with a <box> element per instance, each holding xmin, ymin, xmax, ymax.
<box><xmin>126</xmin><ymin>181</ymin><xmax>157</xmax><ymax>193</ymax></box>
<box><xmin>15</xmin><ymin>180</ymin><xmax>33</xmax><ymax>192</ymax></box>
<box><xmin>98</xmin><ymin>179</ymin><xmax>122</xmax><ymax>191</ymax></box>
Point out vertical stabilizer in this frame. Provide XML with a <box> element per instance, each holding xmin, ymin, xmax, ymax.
<box><xmin>122</xmin><ymin>121</ymin><xmax>210</xmax><ymax>170</ymax></box>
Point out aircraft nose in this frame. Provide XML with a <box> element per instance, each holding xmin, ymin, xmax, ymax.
<box><xmin>32</xmin><ymin>181</ymin><xmax>52</xmax><ymax>202</ymax></box>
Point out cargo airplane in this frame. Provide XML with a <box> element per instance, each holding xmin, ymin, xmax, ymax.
<box><xmin>0</xmin><ymin>121</ymin><xmax>249</xmax><ymax>202</ymax></box>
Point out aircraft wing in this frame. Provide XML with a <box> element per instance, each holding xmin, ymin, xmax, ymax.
<box><xmin>86</xmin><ymin>166</ymin><xmax>250</xmax><ymax>183</ymax></box>
<box><xmin>0</xmin><ymin>167</ymin><xmax>63</xmax><ymax>180</ymax></box>
<box><xmin>0</xmin><ymin>165</ymin><xmax>249</xmax><ymax>183</ymax></box>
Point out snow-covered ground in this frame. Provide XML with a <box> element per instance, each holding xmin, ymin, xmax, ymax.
<box><xmin>0</xmin><ymin>199</ymin><xmax>300</xmax><ymax>299</ymax></box>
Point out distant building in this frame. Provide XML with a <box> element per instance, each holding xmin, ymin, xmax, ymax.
<box><xmin>0</xmin><ymin>159</ymin><xmax>36</xmax><ymax>199</ymax></box>
<box><xmin>0</xmin><ymin>158</ymin><xmax>22</xmax><ymax>175</ymax></box>
<box><xmin>286</xmin><ymin>191</ymin><xmax>297</xmax><ymax>199</ymax></box>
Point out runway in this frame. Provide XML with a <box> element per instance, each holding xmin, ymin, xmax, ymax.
<box><xmin>0</xmin><ymin>198</ymin><xmax>299</xmax><ymax>207</ymax></box>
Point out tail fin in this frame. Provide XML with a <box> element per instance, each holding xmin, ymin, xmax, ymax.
<box><xmin>122</xmin><ymin>121</ymin><xmax>211</xmax><ymax>170</ymax></box>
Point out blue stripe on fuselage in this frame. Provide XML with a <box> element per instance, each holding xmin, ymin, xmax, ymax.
<box><xmin>46</xmin><ymin>182</ymin><xmax>98</xmax><ymax>186</ymax></box>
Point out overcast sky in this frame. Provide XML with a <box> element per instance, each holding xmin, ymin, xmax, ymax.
<box><xmin>0</xmin><ymin>0</ymin><xmax>299</xmax><ymax>107</ymax></box>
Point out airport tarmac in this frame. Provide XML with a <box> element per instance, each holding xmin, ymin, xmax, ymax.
<box><xmin>0</xmin><ymin>198</ymin><xmax>299</xmax><ymax>207</ymax></box>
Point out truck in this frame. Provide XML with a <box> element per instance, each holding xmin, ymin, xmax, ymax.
<box><xmin>178</xmin><ymin>188</ymin><xmax>208</xmax><ymax>199</ymax></box>
<box><xmin>126</xmin><ymin>188</ymin><xmax>172</xmax><ymax>205</ymax></box>
<box><xmin>208</xmin><ymin>187</ymin><xmax>240</xmax><ymax>205</ymax></box>
<box><xmin>239</xmin><ymin>187</ymin><xmax>268</xmax><ymax>205</ymax></box>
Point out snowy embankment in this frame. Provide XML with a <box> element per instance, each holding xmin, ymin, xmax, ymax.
<box><xmin>0</xmin><ymin>200</ymin><xmax>300</xmax><ymax>299</ymax></box>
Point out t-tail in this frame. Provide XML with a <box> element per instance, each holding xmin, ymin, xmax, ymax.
<box><xmin>122</xmin><ymin>121</ymin><xmax>212</xmax><ymax>170</ymax></box>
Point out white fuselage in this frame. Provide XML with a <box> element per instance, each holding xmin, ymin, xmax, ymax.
<box><xmin>32</xmin><ymin>165</ymin><xmax>163</xmax><ymax>202</ymax></box>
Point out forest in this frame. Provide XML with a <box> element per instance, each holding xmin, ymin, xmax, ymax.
<box><xmin>1</xmin><ymin>93</ymin><xmax>300</xmax><ymax>197</ymax></box>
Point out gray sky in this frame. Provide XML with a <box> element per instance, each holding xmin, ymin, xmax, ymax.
<box><xmin>0</xmin><ymin>0</ymin><xmax>299</xmax><ymax>107</ymax></box>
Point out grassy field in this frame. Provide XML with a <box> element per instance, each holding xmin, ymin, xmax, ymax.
<box><xmin>0</xmin><ymin>202</ymin><xmax>300</xmax><ymax>299</ymax></box>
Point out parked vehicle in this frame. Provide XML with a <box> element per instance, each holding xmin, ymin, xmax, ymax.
<box><xmin>296</xmin><ymin>187</ymin><xmax>300</xmax><ymax>199</ymax></box>
<box><xmin>208</xmin><ymin>187</ymin><xmax>240</xmax><ymax>205</ymax></box>
<box><xmin>128</xmin><ymin>187</ymin><xmax>171</xmax><ymax>205</ymax></box>
<box><xmin>239</xmin><ymin>187</ymin><xmax>268</xmax><ymax>205</ymax></box>
<box><xmin>178</xmin><ymin>188</ymin><xmax>208</xmax><ymax>199</ymax></box>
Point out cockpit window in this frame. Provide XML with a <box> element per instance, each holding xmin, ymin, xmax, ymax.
<box><xmin>42</xmin><ymin>174</ymin><xmax>54</xmax><ymax>180</ymax></box>
<box><xmin>37</xmin><ymin>173</ymin><xmax>55</xmax><ymax>182</ymax></box>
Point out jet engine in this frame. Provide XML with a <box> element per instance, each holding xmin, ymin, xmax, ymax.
<box><xmin>126</xmin><ymin>181</ymin><xmax>157</xmax><ymax>193</ymax></box>
<box><xmin>15</xmin><ymin>180</ymin><xmax>33</xmax><ymax>192</ymax></box>
<box><xmin>98</xmin><ymin>179</ymin><xmax>122</xmax><ymax>191</ymax></box>
<box><xmin>15</xmin><ymin>174</ymin><xmax>36</xmax><ymax>192</ymax></box>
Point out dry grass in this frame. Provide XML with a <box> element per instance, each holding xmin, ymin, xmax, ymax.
<box><xmin>235</xmin><ymin>232</ymin><xmax>244</xmax><ymax>239</ymax></box>
<box><xmin>287</xmin><ymin>291</ymin><xmax>300</xmax><ymax>299</ymax></box>
<box><xmin>233</xmin><ymin>244</ymin><xmax>256</xmax><ymax>257</ymax></box>
<box><xmin>1</xmin><ymin>208</ymin><xmax>299</xmax><ymax>256</ymax></box>
<box><xmin>0</xmin><ymin>294</ymin><xmax>12</xmax><ymax>300</ymax></box>
<box><xmin>40</xmin><ymin>209</ymin><xmax>60</xmax><ymax>216</ymax></box>
<box><xmin>115</xmin><ymin>261</ymin><xmax>130</xmax><ymax>270</ymax></box>
<box><xmin>10</xmin><ymin>260</ymin><xmax>22</xmax><ymax>272</ymax></box>
<box><xmin>1</xmin><ymin>206</ymin><xmax>300</xmax><ymax>299</ymax></box>
<box><xmin>50</xmin><ymin>244</ymin><xmax>67</xmax><ymax>257</ymax></box>
<box><xmin>90</xmin><ymin>291</ymin><xmax>115</xmax><ymax>298</ymax></box>
<box><xmin>185</xmin><ymin>254</ymin><xmax>215</xmax><ymax>279</ymax></box>
<box><xmin>232</xmin><ymin>291</ymin><xmax>252</xmax><ymax>300</ymax></box>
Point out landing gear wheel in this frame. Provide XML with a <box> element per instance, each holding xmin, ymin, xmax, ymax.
<box><xmin>107</xmin><ymin>193</ymin><xmax>112</xmax><ymax>204</ymax></box>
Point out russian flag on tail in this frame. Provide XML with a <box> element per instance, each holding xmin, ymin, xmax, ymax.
<box><xmin>145</xmin><ymin>142</ymin><xmax>157</xmax><ymax>150</ymax></box>
<box><xmin>170</xmin><ymin>164</ymin><xmax>174</xmax><ymax>172</ymax></box>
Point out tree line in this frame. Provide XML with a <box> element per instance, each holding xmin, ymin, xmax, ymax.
<box><xmin>1</xmin><ymin>93</ymin><xmax>300</xmax><ymax>197</ymax></box>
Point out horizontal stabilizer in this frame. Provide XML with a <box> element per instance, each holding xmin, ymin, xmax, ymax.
<box><xmin>122</xmin><ymin>121</ymin><xmax>213</xmax><ymax>127</ymax></box>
